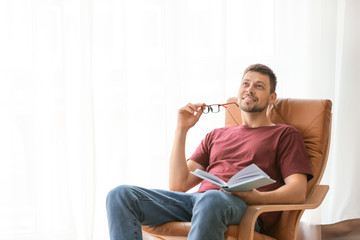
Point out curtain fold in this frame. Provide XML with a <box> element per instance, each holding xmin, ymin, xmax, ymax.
<box><xmin>0</xmin><ymin>0</ymin><xmax>359</xmax><ymax>239</ymax></box>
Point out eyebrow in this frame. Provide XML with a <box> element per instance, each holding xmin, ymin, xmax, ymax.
<box><xmin>242</xmin><ymin>79</ymin><xmax>267</xmax><ymax>85</ymax></box>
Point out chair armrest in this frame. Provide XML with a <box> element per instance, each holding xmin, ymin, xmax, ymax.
<box><xmin>237</xmin><ymin>185</ymin><xmax>329</xmax><ymax>240</ymax></box>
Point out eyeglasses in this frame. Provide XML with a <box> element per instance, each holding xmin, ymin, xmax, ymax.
<box><xmin>201</xmin><ymin>102</ymin><xmax>239</xmax><ymax>114</ymax></box>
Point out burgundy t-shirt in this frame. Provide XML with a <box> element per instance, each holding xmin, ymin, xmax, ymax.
<box><xmin>189</xmin><ymin>124</ymin><xmax>313</xmax><ymax>231</ymax></box>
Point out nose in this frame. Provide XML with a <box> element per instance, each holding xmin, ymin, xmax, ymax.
<box><xmin>245</xmin><ymin>83</ymin><xmax>255</xmax><ymax>94</ymax></box>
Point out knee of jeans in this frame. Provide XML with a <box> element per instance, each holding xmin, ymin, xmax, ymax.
<box><xmin>106</xmin><ymin>185</ymin><xmax>134</xmax><ymax>207</ymax></box>
<box><xmin>195</xmin><ymin>190</ymin><xmax>228</xmax><ymax>209</ymax></box>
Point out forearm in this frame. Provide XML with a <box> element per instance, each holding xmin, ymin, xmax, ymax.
<box><xmin>168</xmin><ymin>102</ymin><xmax>204</xmax><ymax>191</ymax></box>
<box><xmin>233</xmin><ymin>174</ymin><xmax>307</xmax><ymax>205</ymax></box>
<box><xmin>258</xmin><ymin>182</ymin><xmax>306</xmax><ymax>204</ymax></box>
<box><xmin>168</xmin><ymin>128</ymin><xmax>190</xmax><ymax>191</ymax></box>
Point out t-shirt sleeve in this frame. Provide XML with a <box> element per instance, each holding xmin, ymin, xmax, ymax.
<box><xmin>188</xmin><ymin>132</ymin><xmax>212</xmax><ymax>169</ymax></box>
<box><xmin>277</xmin><ymin>127</ymin><xmax>314</xmax><ymax>181</ymax></box>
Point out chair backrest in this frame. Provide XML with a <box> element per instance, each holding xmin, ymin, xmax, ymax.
<box><xmin>225</xmin><ymin>97</ymin><xmax>332</xmax><ymax>239</ymax></box>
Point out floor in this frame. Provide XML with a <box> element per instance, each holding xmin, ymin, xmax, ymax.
<box><xmin>321</xmin><ymin>219</ymin><xmax>360</xmax><ymax>240</ymax></box>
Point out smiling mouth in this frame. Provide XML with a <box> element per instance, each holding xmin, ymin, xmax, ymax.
<box><xmin>242</xmin><ymin>95</ymin><xmax>257</xmax><ymax>102</ymax></box>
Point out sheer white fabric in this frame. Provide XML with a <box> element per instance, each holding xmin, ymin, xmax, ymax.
<box><xmin>0</xmin><ymin>0</ymin><xmax>359</xmax><ymax>239</ymax></box>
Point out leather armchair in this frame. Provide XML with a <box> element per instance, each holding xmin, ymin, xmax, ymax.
<box><xmin>142</xmin><ymin>98</ymin><xmax>332</xmax><ymax>240</ymax></box>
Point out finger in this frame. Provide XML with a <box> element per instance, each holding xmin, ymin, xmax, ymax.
<box><xmin>220</xmin><ymin>188</ymin><xmax>231</xmax><ymax>194</ymax></box>
<box><xmin>178</xmin><ymin>105</ymin><xmax>194</xmax><ymax>115</ymax></box>
<box><xmin>195</xmin><ymin>103</ymin><xmax>206</xmax><ymax>110</ymax></box>
<box><xmin>184</xmin><ymin>103</ymin><xmax>205</xmax><ymax>114</ymax></box>
<box><xmin>193</xmin><ymin>103</ymin><xmax>205</xmax><ymax>113</ymax></box>
<box><xmin>194</xmin><ymin>108</ymin><xmax>203</xmax><ymax>120</ymax></box>
<box><xmin>194</xmin><ymin>103</ymin><xmax>206</xmax><ymax>119</ymax></box>
<box><xmin>183</xmin><ymin>103</ymin><xmax>197</xmax><ymax>113</ymax></box>
<box><xmin>184</xmin><ymin>106</ymin><xmax>196</xmax><ymax>115</ymax></box>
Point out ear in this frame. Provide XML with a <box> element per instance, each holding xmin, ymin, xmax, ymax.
<box><xmin>269</xmin><ymin>92</ymin><xmax>277</xmax><ymax>105</ymax></box>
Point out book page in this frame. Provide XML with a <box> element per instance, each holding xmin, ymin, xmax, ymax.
<box><xmin>191</xmin><ymin>169</ymin><xmax>227</xmax><ymax>187</ymax></box>
<box><xmin>225</xmin><ymin>177</ymin><xmax>276</xmax><ymax>192</ymax></box>
<box><xmin>227</xmin><ymin>164</ymin><xmax>268</xmax><ymax>186</ymax></box>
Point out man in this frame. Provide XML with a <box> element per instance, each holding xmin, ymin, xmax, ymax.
<box><xmin>106</xmin><ymin>64</ymin><xmax>313</xmax><ymax>240</ymax></box>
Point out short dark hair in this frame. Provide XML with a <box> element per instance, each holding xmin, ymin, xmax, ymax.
<box><xmin>243</xmin><ymin>64</ymin><xmax>277</xmax><ymax>93</ymax></box>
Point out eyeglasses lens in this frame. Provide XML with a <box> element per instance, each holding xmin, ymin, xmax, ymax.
<box><xmin>202</xmin><ymin>106</ymin><xmax>210</xmax><ymax>114</ymax></box>
<box><xmin>212</xmin><ymin>105</ymin><xmax>221</xmax><ymax>113</ymax></box>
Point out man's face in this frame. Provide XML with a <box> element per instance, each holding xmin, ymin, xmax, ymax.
<box><xmin>237</xmin><ymin>71</ymin><xmax>276</xmax><ymax>113</ymax></box>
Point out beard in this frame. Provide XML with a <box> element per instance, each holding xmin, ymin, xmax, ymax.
<box><xmin>239</xmin><ymin>99</ymin><xmax>269</xmax><ymax>113</ymax></box>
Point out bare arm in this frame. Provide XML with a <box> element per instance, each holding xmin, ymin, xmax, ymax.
<box><xmin>231</xmin><ymin>173</ymin><xmax>308</xmax><ymax>205</ymax></box>
<box><xmin>169</xmin><ymin>103</ymin><xmax>206</xmax><ymax>192</ymax></box>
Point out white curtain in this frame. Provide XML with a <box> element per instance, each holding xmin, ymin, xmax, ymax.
<box><xmin>0</xmin><ymin>0</ymin><xmax>359</xmax><ymax>239</ymax></box>
<box><xmin>320</xmin><ymin>0</ymin><xmax>360</xmax><ymax>224</ymax></box>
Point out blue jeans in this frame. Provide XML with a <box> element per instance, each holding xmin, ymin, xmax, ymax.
<box><xmin>106</xmin><ymin>185</ymin><xmax>261</xmax><ymax>240</ymax></box>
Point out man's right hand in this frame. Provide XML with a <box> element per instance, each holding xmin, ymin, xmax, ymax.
<box><xmin>176</xmin><ymin>103</ymin><xmax>205</xmax><ymax>131</ymax></box>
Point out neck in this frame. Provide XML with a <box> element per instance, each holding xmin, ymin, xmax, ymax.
<box><xmin>241</xmin><ymin>111</ymin><xmax>274</xmax><ymax>128</ymax></box>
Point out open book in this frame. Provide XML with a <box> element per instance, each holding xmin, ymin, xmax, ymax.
<box><xmin>190</xmin><ymin>163</ymin><xmax>276</xmax><ymax>192</ymax></box>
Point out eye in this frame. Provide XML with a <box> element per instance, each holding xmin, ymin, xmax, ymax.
<box><xmin>256</xmin><ymin>84</ymin><xmax>264</xmax><ymax>89</ymax></box>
